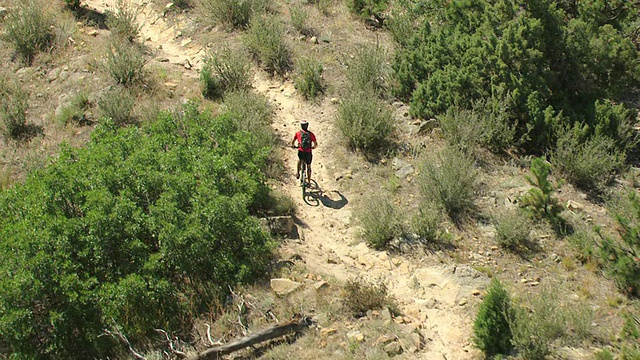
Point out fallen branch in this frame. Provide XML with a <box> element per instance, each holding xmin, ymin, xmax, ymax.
<box><xmin>100</xmin><ymin>320</ymin><xmax>146</xmax><ymax>360</ymax></box>
<box><xmin>155</xmin><ymin>328</ymin><xmax>187</xmax><ymax>358</ymax></box>
<box><xmin>186</xmin><ymin>314</ymin><xmax>314</xmax><ymax>360</ymax></box>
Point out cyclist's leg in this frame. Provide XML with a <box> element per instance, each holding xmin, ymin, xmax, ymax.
<box><xmin>296</xmin><ymin>151</ymin><xmax>303</xmax><ymax>179</ymax></box>
<box><xmin>306</xmin><ymin>153</ymin><xmax>313</xmax><ymax>184</ymax></box>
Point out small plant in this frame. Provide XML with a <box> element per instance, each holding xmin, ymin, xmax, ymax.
<box><xmin>294</xmin><ymin>57</ymin><xmax>324</xmax><ymax>100</ymax></box>
<box><xmin>493</xmin><ymin>208</ymin><xmax>532</xmax><ymax>250</ymax></box>
<box><xmin>437</xmin><ymin>107</ymin><xmax>483</xmax><ymax>156</ymax></box>
<box><xmin>2</xmin><ymin>0</ymin><xmax>55</xmax><ymax>64</ymax></box>
<box><xmin>473</xmin><ymin>278</ymin><xmax>513</xmax><ymax>358</ymax></box>
<box><xmin>411</xmin><ymin>201</ymin><xmax>442</xmax><ymax>243</ymax></box>
<box><xmin>343</xmin><ymin>277</ymin><xmax>397</xmax><ymax>317</ymax></box>
<box><xmin>346</xmin><ymin>0</ymin><xmax>388</xmax><ymax>25</ymax></box>
<box><xmin>244</xmin><ymin>15</ymin><xmax>292</xmax><ymax>76</ymax></box>
<box><xmin>98</xmin><ymin>87</ymin><xmax>135</xmax><ymax>126</ymax></box>
<box><xmin>106</xmin><ymin>0</ymin><xmax>141</xmax><ymax>42</ymax></box>
<box><xmin>0</xmin><ymin>76</ymin><xmax>29</xmax><ymax>139</ymax></box>
<box><xmin>353</xmin><ymin>193</ymin><xmax>402</xmax><ymax>249</ymax></box>
<box><xmin>200</xmin><ymin>0</ymin><xmax>265</xmax><ymax>30</ymax></box>
<box><xmin>519</xmin><ymin>157</ymin><xmax>563</xmax><ymax>222</ymax></box>
<box><xmin>335</xmin><ymin>90</ymin><xmax>394</xmax><ymax>152</ymax></box>
<box><xmin>222</xmin><ymin>90</ymin><xmax>274</xmax><ymax>149</ymax></box>
<box><xmin>418</xmin><ymin>147</ymin><xmax>477</xmax><ymax>219</ymax></box>
<box><xmin>200</xmin><ymin>46</ymin><xmax>252</xmax><ymax>100</ymax></box>
<box><xmin>104</xmin><ymin>39</ymin><xmax>146</xmax><ymax>85</ymax></box>
<box><xmin>598</xmin><ymin>191</ymin><xmax>640</xmax><ymax>297</ymax></box>
<box><xmin>63</xmin><ymin>0</ymin><xmax>81</xmax><ymax>9</ymax></box>
<box><xmin>552</xmin><ymin>125</ymin><xmax>624</xmax><ymax>193</ymax></box>
<box><xmin>290</xmin><ymin>3</ymin><xmax>312</xmax><ymax>35</ymax></box>
<box><xmin>57</xmin><ymin>92</ymin><xmax>91</xmax><ymax>126</ymax></box>
<box><xmin>346</xmin><ymin>45</ymin><xmax>388</xmax><ymax>95</ymax></box>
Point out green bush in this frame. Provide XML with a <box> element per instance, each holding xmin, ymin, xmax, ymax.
<box><xmin>493</xmin><ymin>208</ymin><xmax>532</xmax><ymax>250</ymax></box>
<box><xmin>0</xmin><ymin>102</ymin><xmax>275</xmax><ymax>358</ymax></box>
<box><xmin>57</xmin><ymin>92</ymin><xmax>91</xmax><ymax>126</ymax></box>
<box><xmin>104</xmin><ymin>39</ymin><xmax>146</xmax><ymax>85</ymax></box>
<box><xmin>2</xmin><ymin>0</ymin><xmax>55</xmax><ymax>64</ymax></box>
<box><xmin>200</xmin><ymin>46</ymin><xmax>252</xmax><ymax>100</ymax></box>
<box><xmin>290</xmin><ymin>3</ymin><xmax>312</xmax><ymax>35</ymax></box>
<box><xmin>200</xmin><ymin>0</ymin><xmax>265</xmax><ymax>30</ymax></box>
<box><xmin>552</xmin><ymin>125</ymin><xmax>624</xmax><ymax>193</ymax></box>
<box><xmin>0</xmin><ymin>76</ymin><xmax>29</xmax><ymax>139</ymax></box>
<box><xmin>105</xmin><ymin>0</ymin><xmax>141</xmax><ymax>42</ymax></box>
<box><xmin>346</xmin><ymin>0</ymin><xmax>388</xmax><ymax>20</ymax></box>
<box><xmin>64</xmin><ymin>0</ymin><xmax>81</xmax><ymax>8</ymax></box>
<box><xmin>599</xmin><ymin>191</ymin><xmax>640</xmax><ymax>297</ymax></box>
<box><xmin>335</xmin><ymin>90</ymin><xmax>394</xmax><ymax>152</ymax></box>
<box><xmin>473</xmin><ymin>278</ymin><xmax>513</xmax><ymax>358</ymax></box>
<box><xmin>437</xmin><ymin>107</ymin><xmax>483</xmax><ymax>156</ymax></box>
<box><xmin>411</xmin><ymin>201</ymin><xmax>442</xmax><ymax>243</ymax></box>
<box><xmin>387</xmin><ymin>6</ymin><xmax>415</xmax><ymax>48</ymax></box>
<box><xmin>354</xmin><ymin>193</ymin><xmax>402</xmax><ymax>249</ymax></box>
<box><xmin>343</xmin><ymin>277</ymin><xmax>397</xmax><ymax>317</ymax></box>
<box><xmin>418</xmin><ymin>147</ymin><xmax>477</xmax><ymax>219</ymax></box>
<box><xmin>222</xmin><ymin>90</ymin><xmax>275</xmax><ymax>150</ymax></box>
<box><xmin>346</xmin><ymin>45</ymin><xmax>388</xmax><ymax>95</ymax></box>
<box><xmin>519</xmin><ymin>157</ymin><xmax>563</xmax><ymax>222</ymax></box>
<box><xmin>294</xmin><ymin>57</ymin><xmax>324</xmax><ymax>100</ymax></box>
<box><xmin>244</xmin><ymin>15</ymin><xmax>291</xmax><ymax>76</ymax></box>
<box><xmin>98</xmin><ymin>87</ymin><xmax>135</xmax><ymax>126</ymax></box>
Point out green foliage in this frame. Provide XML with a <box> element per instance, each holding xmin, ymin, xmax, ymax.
<box><xmin>104</xmin><ymin>39</ymin><xmax>146</xmax><ymax>85</ymax></box>
<box><xmin>392</xmin><ymin>0</ymin><xmax>640</xmax><ymax>152</ymax></box>
<box><xmin>343</xmin><ymin>277</ymin><xmax>397</xmax><ymax>317</ymax></box>
<box><xmin>346</xmin><ymin>0</ymin><xmax>388</xmax><ymax>20</ymax></box>
<box><xmin>552</xmin><ymin>124</ymin><xmax>624</xmax><ymax>193</ymax></box>
<box><xmin>335</xmin><ymin>90</ymin><xmax>394</xmax><ymax>152</ymax></box>
<box><xmin>411</xmin><ymin>201</ymin><xmax>442</xmax><ymax>243</ymax></box>
<box><xmin>221</xmin><ymin>90</ymin><xmax>275</xmax><ymax>150</ymax></box>
<box><xmin>418</xmin><ymin>147</ymin><xmax>477</xmax><ymax>219</ymax></box>
<box><xmin>599</xmin><ymin>192</ymin><xmax>640</xmax><ymax>297</ymax></box>
<box><xmin>244</xmin><ymin>15</ymin><xmax>292</xmax><ymax>76</ymax></box>
<box><xmin>200</xmin><ymin>0</ymin><xmax>265</xmax><ymax>30</ymax></box>
<box><xmin>290</xmin><ymin>3</ymin><xmax>312</xmax><ymax>36</ymax></box>
<box><xmin>2</xmin><ymin>0</ymin><xmax>55</xmax><ymax>64</ymax></box>
<box><xmin>494</xmin><ymin>208</ymin><xmax>532</xmax><ymax>251</ymax></box>
<box><xmin>57</xmin><ymin>92</ymin><xmax>91</xmax><ymax>126</ymax></box>
<box><xmin>354</xmin><ymin>193</ymin><xmax>402</xmax><ymax>249</ymax></box>
<box><xmin>519</xmin><ymin>157</ymin><xmax>563</xmax><ymax>222</ymax></box>
<box><xmin>473</xmin><ymin>278</ymin><xmax>513</xmax><ymax>357</ymax></box>
<box><xmin>0</xmin><ymin>102</ymin><xmax>275</xmax><ymax>358</ymax></box>
<box><xmin>294</xmin><ymin>57</ymin><xmax>324</xmax><ymax>100</ymax></box>
<box><xmin>105</xmin><ymin>0</ymin><xmax>141</xmax><ymax>42</ymax></box>
<box><xmin>200</xmin><ymin>46</ymin><xmax>252</xmax><ymax>100</ymax></box>
<box><xmin>346</xmin><ymin>45</ymin><xmax>388</xmax><ymax>95</ymax></box>
<box><xmin>98</xmin><ymin>87</ymin><xmax>135</xmax><ymax>126</ymax></box>
<box><xmin>0</xmin><ymin>76</ymin><xmax>29</xmax><ymax>139</ymax></box>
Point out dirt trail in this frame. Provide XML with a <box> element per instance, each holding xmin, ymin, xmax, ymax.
<box><xmin>82</xmin><ymin>1</ymin><xmax>486</xmax><ymax>358</ymax></box>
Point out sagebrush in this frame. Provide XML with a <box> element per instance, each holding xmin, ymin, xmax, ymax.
<box><xmin>335</xmin><ymin>90</ymin><xmax>394</xmax><ymax>152</ymax></box>
<box><xmin>200</xmin><ymin>46</ymin><xmax>252</xmax><ymax>100</ymax></box>
<box><xmin>244</xmin><ymin>15</ymin><xmax>291</xmax><ymax>75</ymax></box>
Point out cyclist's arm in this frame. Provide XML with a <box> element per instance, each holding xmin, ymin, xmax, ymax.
<box><xmin>311</xmin><ymin>140</ymin><xmax>317</xmax><ymax>149</ymax></box>
<box><xmin>291</xmin><ymin>134</ymin><xmax>298</xmax><ymax>148</ymax></box>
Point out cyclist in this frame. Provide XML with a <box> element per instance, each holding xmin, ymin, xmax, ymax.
<box><xmin>291</xmin><ymin>119</ymin><xmax>317</xmax><ymax>185</ymax></box>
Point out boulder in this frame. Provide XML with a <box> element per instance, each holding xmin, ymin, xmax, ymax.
<box><xmin>270</xmin><ymin>278</ymin><xmax>303</xmax><ymax>295</ymax></box>
<box><xmin>384</xmin><ymin>341</ymin><xmax>403</xmax><ymax>356</ymax></box>
<box><xmin>260</xmin><ymin>216</ymin><xmax>294</xmax><ymax>235</ymax></box>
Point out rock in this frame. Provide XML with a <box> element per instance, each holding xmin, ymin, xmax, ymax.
<box><xmin>270</xmin><ymin>278</ymin><xmax>303</xmax><ymax>295</ymax></box>
<box><xmin>346</xmin><ymin>330</ymin><xmax>364</xmax><ymax>342</ymax></box>
<box><xmin>313</xmin><ymin>281</ymin><xmax>328</xmax><ymax>290</ymax></box>
<box><xmin>164</xmin><ymin>81</ymin><xmax>177</xmax><ymax>89</ymax></box>
<box><xmin>260</xmin><ymin>216</ymin><xmax>294</xmax><ymax>235</ymax></box>
<box><xmin>376</xmin><ymin>334</ymin><xmax>396</xmax><ymax>345</ymax></box>
<box><xmin>396</xmin><ymin>164</ymin><xmax>414</xmax><ymax>179</ymax></box>
<box><xmin>384</xmin><ymin>341</ymin><xmax>403</xmax><ymax>356</ymax></box>
<box><xmin>310</xmin><ymin>36</ymin><xmax>318</xmax><ymax>44</ymax></box>
<box><xmin>321</xmin><ymin>327</ymin><xmax>337</xmax><ymax>335</ymax></box>
<box><xmin>380</xmin><ymin>308</ymin><xmax>392</xmax><ymax>320</ymax></box>
<box><xmin>529</xmin><ymin>281</ymin><xmax>540</xmax><ymax>287</ymax></box>
<box><xmin>458</xmin><ymin>298</ymin><xmax>468</xmax><ymax>306</ymax></box>
<box><xmin>566</xmin><ymin>200</ymin><xmax>584</xmax><ymax>212</ymax></box>
<box><xmin>472</xmin><ymin>290</ymin><xmax>481</xmax><ymax>296</ymax></box>
<box><xmin>157</xmin><ymin>57</ymin><xmax>170</xmax><ymax>62</ymax></box>
<box><xmin>411</xmin><ymin>333</ymin><xmax>423</xmax><ymax>349</ymax></box>
<box><xmin>327</xmin><ymin>252</ymin><xmax>340</xmax><ymax>264</ymax></box>
<box><xmin>330</xmin><ymin>97</ymin><xmax>339</xmax><ymax>104</ymax></box>
<box><xmin>166</xmin><ymin>2</ymin><xmax>174</xmax><ymax>9</ymax></box>
<box><xmin>87</xmin><ymin>29</ymin><xmax>99</xmax><ymax>36</ymax></box>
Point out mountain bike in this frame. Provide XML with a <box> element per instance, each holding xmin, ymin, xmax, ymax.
<box><xmin>300</xmin><ymin>160</ymin><xmax>307</xmax><ymax>199</ymax></box>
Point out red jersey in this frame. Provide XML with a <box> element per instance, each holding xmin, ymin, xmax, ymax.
<box><xmin>295</xmin><ymin>130</ymin><xmax>316</xmax><ymax>153</ymax></box>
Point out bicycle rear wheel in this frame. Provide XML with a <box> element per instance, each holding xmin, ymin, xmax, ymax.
<box><xmin>300</xmin><ymin>163</ymin><xmax>306</xmax><ymax>198</ymax></box>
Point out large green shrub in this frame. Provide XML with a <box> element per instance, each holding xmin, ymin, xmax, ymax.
<box><xmin>200</xmin><ymin>0</ymin><xmax>265</xmax><ymax>30</ymax></box>
<box><xmin>105</xmin><ymin>0</ymin><xmax>141</xmax><ymax>42</ymax></box>
<box><xmin>494</xmin><ymin>208</ymin><xmax>532</xmax><ymax>251</ymax></box>
<box><xmin>411</xmin><ymin>201</ymin><xmax>443</xmax><ymax>243</ymax></box>
<box><xmin>392</xmin><ymin>0</ymin><xmax>640</xmax><ymax>152</ymax></box>
<box><xmin>473</xmin><ymin>278</ymin><xmax>513</xmax><ymax>357</ymax></box>
<box><xmin>346</xmin><ymin>45</ymin><xmax>388</xmax><ymax>95</ymax></box>
<box><xmin>221</xmin><ymin>90</ymin><xmax>275</xmax><ymax>150</ymax></box>
<box><xmin>335</xmin><ymin>90</ymin><xmax>394</xmax><ymax>152</ymax></box>
<box><xmin>0</xmin><ymin>102</ymin><xmax>275</xmax><ymax>358</ymax></box>
<box><xmin>2</xmin><ymin>0</ymin><xmax>55</xmax><ymax>64</ymax></box>
<box><xmin>294</xmin><ymin>57</ymin><xmax>324</xmax><ymax>100</ymax></box>
<box><xmin>98</xmin><ymin>87</ymin><xmax>135</xmax><ymax>126</ymax></box>
<box><xmin>290</xmin><ymin>3</ymin><xmax>312</xmax><ymax>36</ymax></box>
<box><xmin>0</xmin><ymin>76</ymin><xmax>29</xmax><ymax>139</ymax></box>
<box><xmin>418</xmin><ymin>147</ymin><xmax>477</xmax><ymax>219</ymax></box>
<box><xmin>200</xmin><ymin>46</ymin><xmax>252</xmax><ymax>100</ymax></box>
<box><xmin>354</xmin><ymin>193</ymin><xmax>403</xmax><ymax>249</ymax></box>
<box><xmin>244</xmin><ymin>15</ymin><xmax>291</xmax><ymax>76</ymax></box>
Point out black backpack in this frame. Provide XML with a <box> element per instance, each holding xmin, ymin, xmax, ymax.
<box><xmin>300</xmin><ymin>130</ymin><xmax>312</xmax><ymax>150</ymax></box>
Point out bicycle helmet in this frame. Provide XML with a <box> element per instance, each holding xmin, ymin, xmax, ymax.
<box><xmin>300</xmin><ymin>119</ymin><xmax>309</xmax><ymax>130</ymax></box>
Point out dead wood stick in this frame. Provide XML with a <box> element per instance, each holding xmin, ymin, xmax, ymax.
<box><xmin>187</xmin><ymin>315</ymin><xmax>314</xmax><ymax>360</ymax></box>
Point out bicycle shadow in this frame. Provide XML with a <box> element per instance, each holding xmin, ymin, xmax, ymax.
<box><xmin>303</xmin><ymin>181</ymin><xmax>348</xmax><ymax>209</ymax></box>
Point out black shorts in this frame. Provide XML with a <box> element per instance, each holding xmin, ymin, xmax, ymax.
<box><xmin>298</xmin><ymin>151</ymin><xmax>312</xmax><ymax>165</ymax></box>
